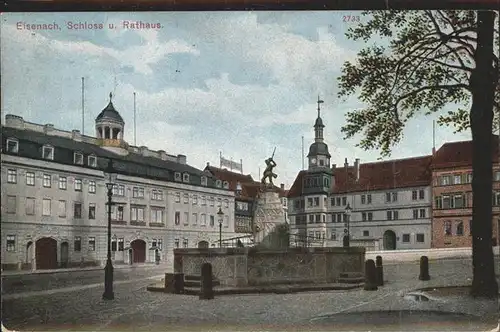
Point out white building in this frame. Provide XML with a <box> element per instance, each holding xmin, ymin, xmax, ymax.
<box><xmin>287</xmin><ymin>100</ymin><xmax>432</xmax><ymax>250</ymax></box>
<box><xmin>1</xmin><ymin>95</ymin><xmax>236</xmax><ymax>271</ymax></box>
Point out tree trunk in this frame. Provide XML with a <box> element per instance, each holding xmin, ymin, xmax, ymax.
<box><xmin>469</xmin><ymin>10</ymin><xmax>498</xmax><ymax>299</ymax></box>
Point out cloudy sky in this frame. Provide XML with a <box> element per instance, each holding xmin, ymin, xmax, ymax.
<box><xmin>1</xmin><ymin>11</ymin><xmax>470</xmax><ymax>187</ymax></box>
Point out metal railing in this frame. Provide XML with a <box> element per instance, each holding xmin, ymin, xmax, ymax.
<box><xmin>213</xmin><ymin>235</ymin><xmax>254</xmax><ymax>248</ymax></box>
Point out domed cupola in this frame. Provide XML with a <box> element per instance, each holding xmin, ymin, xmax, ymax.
<box><xmin>307</xmin><ymin>96</ymin><xmax>331</xmax><ymax>169</ymax></box>
<box><xmin>95</xmin><ymin>93</ymin><xmax>128</xmax><ymax>153</ymax></box>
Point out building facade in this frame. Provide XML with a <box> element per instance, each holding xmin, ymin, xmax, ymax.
<box><xmin>287</xmin><ymin>100</ymin><xmax>433</xmax><ymax>250</ymax></box>
<box><xmin>431</xmin><ymin>137</ymin><xmax>500</xmax><ymax>248</ymax></box>
<box><xmin>1</xmin><ymin>96</ymin><xmax>236</xmax><ymax>271</ymax></box>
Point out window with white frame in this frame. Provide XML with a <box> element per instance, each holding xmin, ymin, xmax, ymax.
<box><xmin>43</xmin><ymin>174</ymin><xmax>51</xmax><ymax>188</ymax></box>
<box><xmin>118</xmin><ymin>238</ymin><xmax>124</xmax><ymax>251</ymax></box>
<box><xmin>88</xmin><ymin>180</ymin><xmax>96</xmax><ymax>194</ymax></box>
<box><xmin>174</xmin><ymin>238</ymin><xmax>180</xmax><ymax>248</ymax></box>
<box><xmin>58</xmin><ymin>176</ymin><xmax>67</xmax><ymax>190</ymax></box>
<box><xmin>193</xmin><ymin>195</ymin><xmax>198</xmax><ymax>205</ymax></box>
<box><xmin>131</xmin><ymin>206</ymin><xmax>145</xmax><ymax>221</ymax></box>
<box><xmin>58</xmin><ymin>200</ymin><xmax>66</xmax><ymax>218</ymax></box>
<box><xmin>416</xmin><ymin>233</ymin><xmax>425</xmax><ymax>243</ymax></box>
<box><xmin>74</xmin><ymin>152</ymin><xmax>84</xmax><ymax>165</ymax></box>
<box><xmin>182</xmin><ymin>238</ymin><xmax>188</xmax><ymax>248</ymax></box>
<box><xmin>183</xmin><ymin>212</ymin><xmax>189</xmax><ymax>225</ymax></box>
<box><xmin>386</xmin><ymin>210</ymin><xmax>398</xmax><ymax>220</ymax></box>
<box><xmin>42</xmin><ymin>145</ymin><xmax>54</xmax><ymax>160</ymax></box>
<box><xmin>201</xmin><ymin>196</ymin><xmax>207</xmax><ymax>205</ymax></box>
<box><xmin>74</xmin><ymin>202</ymin><xmax>82</xmax><ymax>219</ymax></box>
<box><xmin>157</xmin><ymin>239</ymin><xmax>163</xmax><ymax>250</ymax></box>
<box><xmin>402</xmin><ymin>234</ymin><xmax>410</xmax><ymax>243</ymax></box>
<box><xmin>151</xmin><ymin>208</ymin><xmax>164</xmax><ymax>223</ymax></box>
<box><xmin>183</xmin><ymin>194</ymin><xmax>189</xmax><ymax>204</ymax></box>
<box><xmin>74</xmin><ymin>236</ymin><xmax>82</xmax><ymax>252</ymax></box>
<box><xmin>413</xmin><ymin>209</ymin><xmax>419</xmax><ymax>219</ymax></box>
<box><xmin>6</xmin><ymin>235</ymin><xmax>16</xmax><ymax>252</ymax></box>
<box><xmin>201</xmin><ymin>213</ymin><xmax>206</xmax><ymax>226</ymax></box>
<box><xmin>74</xmin><ymin>179</ymin><xmax>83</xmax><ymax>191</ymax></box>
<box><xmin>112</xmin><ymin>184</ymin><xmax>125</xmax><ymax>196</ymax></box>
<box><xmin>192</xmin><ymin>213</ymin><xmax>198</xmax><ymax>225</ymax></box>
<box><xmin>183</xmin><ymin>173</ymin><xmax>190</xmax><ymax>183</ymax></box>
<box><xmin>439</xmin><ymin>175</ymin><xmax>451</xmax><ymax>186</ymax></box>
<box><xmin>7</xmin><ymin>169</ymin><xmax>17</xmax><ymax>183</ymax></box>
<box><xmin>216</xmin><ymin>180</ymin><xmax>222</xmax><ymax>188</ymax></box>
<box><xmin>210</xmin><ymin>197</ymin><xmax>215</xmax><ymax>206</ymax></box>
<box><xmin>88</xmin><ymin>203</ymin><xmax>96</xmax><ymax>219</ymax></box>
<box><xmin>7</xmin><ymin>196</ymin><xmax>16</xmax><ymax>214</ymax></box>
<box><xmin>444</xmin><ymin>221</ymin><xmax>452</xmax><ymax>236</ymax></box>
<box><xmin>175</xmin><ymin>192</ymin><xmax>181</xmax><ymax>202</ymax></box>
<box><xmin>419</xmin><ymin>189</ymin><xmax>425</xmax><ymax>199</ymax></box>
<box><xmin>412</xmin><ymin>190</ymin><xmax>418</xmax><ymax>200</ymax></box>
<box><xmin>217</xmin><ymin>198</ymin><xmax>222</xmax><ymax>207</ymax></box>
<box><xmin>453</xmin><ymin>174</ymin><xmax>462</xmax><ymax>184</ymax></box>
<box><xmin>42</xmin><ymin>198</ymin><xmax>51</xmax><ymax>216</ymax></box>
<box><xmin>88</xmin><ymin>155</ymin><xmax>97</xmax><ymax>167</ymax></box>
<box><xmin>132</xmin><ymin>187</ymin><xmax>144</xmax><ymax>198</ymax></box>
<box><xmin>25</xmin><ymin>197</ymin><xmax>35</xmax><ymax>215</ymax></box>
<box><xmin>26</xmin><ymin>171</ymin><xmax>35</xmax><ymax>186</ymax></box>
<box><xmin>223</xmin><ymin>181</ymin><xmax>229</xmax><ymax>189</ymax></box>
<box><xmin>419</xmin><ymin>208</ymin><xmax>426</xmax><ymax>218</ymax></box>
<box><xmin>88</xmin><ymin>237</ymin><xmax>96</xmax><ymax>251</ymax></box>
<box><xmin>175</xmin><ymin>211</ymin><xmax>180</xmax><ymax>225</ymax></box>
<box><xmin>210</xmin><ymin>215</ymin><xmax>215</xmax><ymax>226</ymax></box>
<box><xmin>224</xmin><ymin>215</ymin><xmax>229</xmax><ymax>228</ymax></box>
<box><xmin>201</xmin><ymin>176</ymin><xmax>208</xmax><ymax>186</ymax></box>
<box><xmin>111</xmin><ymin>205</ymin><xmax>124</xmax><ymax>221</ymax></box>
<box><xmin>174</xmin><ymin>172</ymin><xmax>181</xmax><ymax>181</ymax></box>
<box><xmin>152</xmin><ymin>189</ymin><xmax>163</xmax><ymax>201</ymax></box>
<box><xmin>6</xmin><ymin>138</ymin><xmax>19</xmax><ymax>153</ymax></box>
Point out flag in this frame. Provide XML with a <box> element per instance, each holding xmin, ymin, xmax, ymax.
<box><xmin>220</xmin><ymin>155</ymin><xmax>242</xmax><ymax>172</ymax></box>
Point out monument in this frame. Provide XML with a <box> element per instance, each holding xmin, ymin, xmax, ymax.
<box><xmin>253</xmin><ymin>148</ymin><xmax>288</xmax><ymax>248</ymax></box>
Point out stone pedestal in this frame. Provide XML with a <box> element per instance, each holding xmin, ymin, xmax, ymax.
<box><xmin>253</xmin><ymin>189</ymin><xmax>287</xmax><ymax>248</ymax></box>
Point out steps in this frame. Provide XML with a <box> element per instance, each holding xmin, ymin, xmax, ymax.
<box><xmin>183</xmin><ymin>274</ymin><xmax>220</xmax><ymax>294</ymax></box>
<box><xmin>338</xmin><ymin>272</ymin><xmax>365</xmax><ymax>284</ymax></box>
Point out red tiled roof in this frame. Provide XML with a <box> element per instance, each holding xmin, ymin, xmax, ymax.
<box><xmin>287</xmin><ymin>156</ymin><xmax>433</xmax><ymax>198</ymax></box>
<box><xmin>432</xmin><ymin>135</ymin><xmax>499</xmax><ymax>169</ymax></box>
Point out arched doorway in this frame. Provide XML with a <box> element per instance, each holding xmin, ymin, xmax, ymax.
<box><xmin>198</xmin><ymin>241</ymin><xmax>209</xmax><ymax>249</ymax></box>
<box><xmin>131</xmin><ymin>240</ymin><xmax>146</xmax><ymax>263</ymax></box>
<box><xmin>60</xmin><ymin>242</ymin><xmax>69</xmax><ymax>268</ymax></box>
<box><xmin>36</xmin><ymin>237</ymin><xmax>58</xmax><ymax>269</ymax></box>
<box><xmin>383</xmin><ymin>230</ymin><xmax>397</xmax><ymax>250</ymax></box>
<box><xmin>26</xmin><ymin>241</ymin><xmax>34</xmax><ymax>270</ymax></box>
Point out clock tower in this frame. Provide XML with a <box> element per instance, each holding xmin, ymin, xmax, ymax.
<box><xmin>303</xmin><ymin>96</ymin><xmax>333</xmax><ymax>195</ymax></box>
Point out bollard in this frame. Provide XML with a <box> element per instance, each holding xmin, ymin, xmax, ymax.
<box><xmin>364</xmin><ymin>259</ymin><xmax>378</xmax><ymax>291</ymax></box>
<box><xmin>419</xmin><ymin>256</ymin><xmax>430</xmax><ymax>281</ymax></box>
<box><xmin>199</xmin><ymin>263</ymin><xmax>214</xmax><ymax>300</ymax></box>
<box><xmin>375</xmin><ymin>255</ymin><xmax>384</xmax><ymax>286</ymax></box>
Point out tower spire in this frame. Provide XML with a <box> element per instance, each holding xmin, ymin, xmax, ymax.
<box><xmin>109</xmin><ymin>92</ymin><xmax>113</xmax><ymax>102</ymax></box>
<box><xmin>317</xmin><ymin>95</ymin><xmax>324</xmax><ymax>118</ymax></box>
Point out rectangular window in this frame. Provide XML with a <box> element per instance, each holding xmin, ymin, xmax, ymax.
<box><xmin>7</xmin><ymin>195</ymin><xmax>16</xmax><ymax>214</ymax></box>
<box><xmin>224</xmin><ymin>199</ymin><xmax>229</xmax><ymax>208</ymax></box>
<box><xmin>335</xmin><ymin>197</ymin><xmax>340</xmax><ymax>206</ymax></box>
<box><xmin>174</xmin><ymin>239</ymin><xmax>180</xmax><ymax>248</ymax></box>
<box><xmin>367</xmin><ymin>212</ymin><xmax>373</xmax><ymax>221</ymax></box>
<box><xmin>315</xmin><ymin>214</ymin><xmax>321</xmax><ymax>223</ymax></box>
<box><xmin>111</xmin><ymin>205</ymin><xmax>124</xmax><ymax>221</ymax></box>
<box><xmin>224</xmin><ymin>215</ymin><xmax>229</xmax><ymax>228</ymax></box>
<box><xmin>210</xmin><ymin>215</ymin><xmax>215</xmax><ymax>227</ymax></box>
<box><xmin>111</xmin><ymin>238</ymin><xmax>117</xmax><ymax>252</ymax></box>
<box><xmin>174</xmin><ymin>172</ymin><xmax>181</xmax><ymax>181</ymax></box>
<box><xmin>74</xmin><ymin>152</ymin><xmax>84</xmax><ymax>165</ymax></box>
<box><xmin>367</xmin><ymin>194</ymin><xmax>372</xmax><ymax>204</ymax></box>
<box><xmin>88</xmin><ymin>155</ymin><xmax>97</xmax><ymax>167</ymax></box>
<box><xmin>444</xmin><ymin>221</ymin><xmax>452</xmax><ymax>236</ymax></box>
<box><xmin>456</xmin><ymin>221</ymin><xmax>464</xmax><ymax>236</ymax></box>
<box><xmin>385</xmin><ymin>192</ymin><xmax>391</xmax><ymax>202</ymax></box>
<box><xmin>466</xmin><ymin>173</ymin><xmax>473</xmax><ymax>183</ymax></box>
<box><xmin>361</xmin><ymin>195</ymin><xmax>366</xmax><ymax>204</ymax></box>
<box><xmin>184</xmin><ymin>194</ymin><xmax>189</xmax><ymax>204</ymax></box>
<box><xmin>7</xmin><ymin>169</ymin><xmax>17</xmax><ymax>183</ymax></box>
<box><xmin>440</xmin><ymin>175</ymin><xmax>451</xmax><ymax>186</ymax></box>
<box><xmin>416</xmin><ymin>233</ymin><xmax>425</xmax><ymax>243</ymax></box>
<box><xmin>184</xmin><ymin>212</ymin><xmax>189</xmax><ymax>225</ymax></box>
<box><xmin>175</xmin><ymin>192</ymin><xmax>181</xmax><ymax>203</ymax></box>
<box><xmin>132</xmin><ymin>187</ymin><xmax>145</xmax><ymax>198</ymax></box>
<box><xmin>88</xmin><ymin>237</ymin><xmax>96</xmax><ymax>251</ymax></box>
<box><xmin>413</xmin><ymin>209</ymin><xmax>419</xmax><ymax>219</ymax></box>
<box><xmin>58</xmin><ymin>176</ymin><xmax>67</xmax><ymax>190</ymax></box>
<box><xmin>175</xmin><ymin>211</ymin><xmax>180</xmax><ymax>225</ymax></box>
<box><xmin>363</xmin><ymin>230</ymin><xmax>369</xmax><ymax>237</ymax></box>
<box><xmin>453</xmin><ymin>175</ymin><xmax>462</xmax><ymax>185</ymax></box>
<box><xmin>42</xmin><ymin>174</ymin><xmax>51</xmax><ymax>188</ymax></box>
<box><xmin>42</xmin><ymin>146</ymin><xmax>54</xmax><ymax>160</ymax></box>
<box><xmin>74</xmin><ymin>236</ymin><xmax>81</xmax><ymax>252</ymax></box>
<box><xmin>88</xmin><ymin>203</ymin><xmax>96</xmax><ymax>219</ymax></box>
<box><xmin>26</xmin><ymin>172</ymin><xmax>35</xmax><ymax>186</ymax></box>
<box><xmin>453</xmin><ymin>195</ymin><xmax>464</xmax><ymax>208</ymax></box>
<box><xmin>151</xmin><ymin>209</ymin><xmax>164</xmax><ymax>223</ymax></box>
<box><xmin>330</xmin><ymin>197</ymin><xmax>335</xmax><ymax>206</ymax></box>
<box><xmin>193</xmin><ymin>195</ymin><xmax>198</xmax><ymax>205</ymax></box>
<box><xmin>342</xmin><ymin>197</ymin><xmax>347</xmax><ymax>206</ymax></box>
<box><xmin>495</xmin><ymin>171</ymin><xmax>500</xmax><ymax>181</ymax></box>
<box><xmin>201</xmin><ymin>213</ymin><xmax>207</xmax><ymax>226</ymax></box>
<box><xmin>314</xmin><ymin>197</ymin><xmax>319</xmax><ymax>206</ymax></box>
<box><xmin>442</xmin><ymin>195</ymin><xmax>451</xmax><ymax>209</ymax></box>
<box><xmin>131</xmin><ymin>207</ymin><xmax>145</xmax><ymax>221</ymax></box>
<box><xmin>307</xmin><ymin>198</ymin><xmax>313</xmax><ymax>207</ymax></box>
<box><xmin>362</xmin><ymin>212</ymin><xmax>367</xmax><ymax>221</ymax></box>
<box><xmin>25</xmin><ymin>197</ymin><xmax>35</xmax><ymax>215</ymax></box>
<box><xmin>88</xmin><ymin>181</ymin><xmax>96</xmax><ymax>194</ymax></box>
<box><xmin>412</xmin><ymin>190</ymin><xmax>418</xmax><ymax>200</ymax></box>
<box><xmin>402</xmin><ymin>234</ymin><xmax>410</xmax><ymax>243</ymax></box>
<box><xmin>309</xmin><ymin>215</ymin><xmax>314</xmax><ymax>223</ymax></box>
<box><xmin>210</xmin><ymin>197</ymin><xmax>215</xmax><ymax>206</ymax></box>
<box><xmin>192</xmin><ymin>213</ymin><xmax>198</xmax><ymax>225</ymax></box>
<box><xmin>182</xmin><ymin>239</ymin><xmax>188</xmax><ymax>248</ymax></box>
<box><xmin>201</xmin><ymin>196</ymin><xmax>207</xmax><ymax>205</ymax></box>
<box><xmin>74</xmin><ymin>179</ymin><xmax>82</xmax><ymax>191</ymax></box>
<box><xmin>42</xmin><ymin>198</ymin><xmax>51</xmax><ymax>216</ymax></box>
<box><xmin>419</xmin><ymin>209</ymin><xmax>426</xmax><ymax>218</ymax></box>
<box><xmin>6</xmin><ymin>235</ymin><xmax>16</xmax><ymax>252</ymax></box>
<box><xmin>217</xmin><ymin>198</ymin><xmax>222</xmax><ymax>207</ymax></box>
<box><xmin>201</xmin><ymin>176</ymin><xmax>208</xmax><ymax>186</ymax></box>
<box><xmin>386</xmin><ymin>210</ymin><xmax>398</xmax><ymax>220</ymax></box>
<box><xmin>118</xmin><ymin>238</ymin><xmax>124</xmax><ymax>251</ymax></box>
<box><xmin>58</xmin><ymin>200</ymin><xmax>66</xmax><ymax>218</ymax></box>
<box><xmin>469</xmin><ymin>220</ymin><xmax>472</xmax><ymax>235</ymax></box>
<box><xmin>74</xmin><ymin>202</ymin><xmax>82</xmax><ymax>219</ymax></box>
<box><xmin>6</xmin><ymin>139</ymin><xmax>19</xmax><ymax>153</ymax></box>
<box><xmin>419</xmin><ymin>189</ymin><xmax>425</xmax><ymax>200</ymax></box>
<box><xmin>435</xmin><ymin>196</ymin><xmax>443</xmax><ymax>209</ymax></box>
<box><xmin>392</xmin><ymin>192</ymin><xmax>398</xmax><ymax>202</ymax></box>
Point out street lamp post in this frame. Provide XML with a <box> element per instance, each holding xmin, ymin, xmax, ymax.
<box><xmin>103</xmin><ymin>159</ymin><xmax>117</xmax><ymax>301</ymax></box>
<box><xmin>343</xmin><ymin>203</ymin><xmax>352</xmax><ymax>248</ymax></box>
<box><xmin>217</xmin><ymin>207</ymin><xmax>224</xmax><ymax>248</ymax></box>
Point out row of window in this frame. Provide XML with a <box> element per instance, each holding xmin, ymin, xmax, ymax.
<box><xmin>444</xmin><ymin>220</ymin><xmax>470</xmax><ymax>236</ymax></box>
<box><xmin>299</xmin><ymin>231</ymin><xmax>425</xmax><ymax>243</ymax></box>
<box><xmin>295</xmin><ymin>208</ymin><xmax>428</xmax><ymax>224</ymax></box>
<box><xmin>173</xmin><ymin>211</ymin><xmax>229</xmax><ymax>228</ymax></box>
<box><xmin>436</xmin><ymin>172</ymin><xmax>500</xmax><ymax>186</ymax></box>
<box><xmin>174</xmin><ymin>192</ymin><xmax>230</xmax><ymax>208</ymax></box>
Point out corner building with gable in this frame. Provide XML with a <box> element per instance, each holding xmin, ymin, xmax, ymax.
<box><xmin>1</xmin><ymin>94</ymin><xmax>237</xmax><ymax>271</ymax></box>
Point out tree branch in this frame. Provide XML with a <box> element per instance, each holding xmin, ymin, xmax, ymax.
<box><xmin>395</xmin><ymin>84</ymin><xmax>470</xmax><ymax>109</ymax></box>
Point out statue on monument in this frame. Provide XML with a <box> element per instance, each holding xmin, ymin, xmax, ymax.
<box><xmin>261</xmin><ymin>147</ymin><xmax>277</xmax><ymax>186</ymax></box>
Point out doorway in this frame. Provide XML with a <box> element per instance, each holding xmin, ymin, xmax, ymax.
<box><xmin>131</xmin><ymin>239</ymin><xmax>146</xmax><ymax>263</ymax></box>
<box><xmin>383</xmin><ymin>230</ymin><xmax>397</xmax><ymax>250</ymax></box>
<box><xmin>36</xmin><ymin>237</ymin><xmax>58</xmax><ymax>269</ymax></box>
<box><xmin>60</xmin><ymin>242</ymin><xmax>69</xmax><ymax>268</ymax></box>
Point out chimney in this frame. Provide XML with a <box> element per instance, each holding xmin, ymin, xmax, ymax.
<box><xmin>331</xmin><ymin>163</ymin><xmax>336</xmax><ymax>170</ymax></box>
<box><xmin>432</xmin><ymin>147</ymin><xmax>436</xmax><ymax>156</ymax></box>
<box><xmin>344</xmin><ymin>158</ymin><xmax>348</xmax><ymax>169</ymax></box>
<box><xmin>72</xmin><ymin>129</ymin><xmax>82</xmax><ymax>141</ymax></box>
<box><xmin>139</xmin><ymin>146</ymin><xmax>148</xmax><ymax>156</ymax></box>
<box><xmin>280</xmin><ymin>183</ymin><xmax>285</xmax><ymax>190</ymax></box>
<box><xmin>354</xmin><ymin>158</ymin><xmax>360</xmax><ymax>182</ymax></box>
<box><xmin>5</xmin><ymin>114</ymin><xmax>25</xmax><ymax>129</ymax></box>
<box><xmin>177</xmin><ymin>154</ymin><xmax>187</xmax><ymax>164</ymax></box>
<box><xmin>44</xmin><ymin>124</ymin><xmax>54</xmax><ymax>134</ymax></box>
<box><xmin>158</xmin><ymin>150</ymin><xmax>167</xmax><ymax>160</ymax></box>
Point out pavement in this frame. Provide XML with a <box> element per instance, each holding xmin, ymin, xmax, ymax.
<box><xmin>2</xmin><ymin>257</ymin><xmax>499</xmax><ymax>331</ymax></box>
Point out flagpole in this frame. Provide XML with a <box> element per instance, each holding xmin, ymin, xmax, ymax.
<box><xmin>240</xmin><ymin>159</ymin><xmax>243</xmax><ymax>174</ymax></box>
<box><xmin>134</xmin><ymin>92</ymin><xmax>137</xmax><ymax>146</ymax></box>
<box><xmin>220</xmin><ymin>151</ymin><xmax>222</xmax><ymax>168</ymax></box>
<box><xmin>301</xmin><ymin>135</ymin><xmax>305</xmax><ymax>170</ymax></box>
<box><xmin>81</xmin><ymin>77</ymin><xmax>85</xmax><ymax>135</ymax></box>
